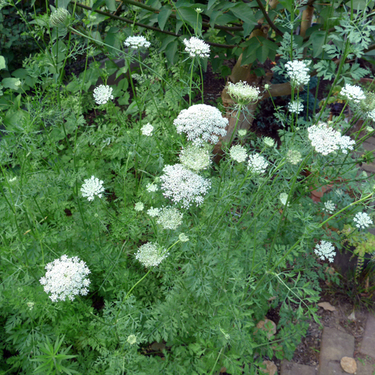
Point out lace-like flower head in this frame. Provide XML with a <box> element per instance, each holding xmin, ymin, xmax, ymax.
<box><xmin>287</xmin><ymin>149</ymin><xmax>302</xmax><ymax>165</ymax></box>
<box><xmin>93</xmin><ymin>85</ymin><xmax>114</xmax><ymax>105</ymax></box>
<box><xmin>340</xmin><ymin>84</ymin><xmax>366</xmax><ymax>103</ymax></box>
<box><xmin>285</xmin><ymin>60</ymin><xmax>310</xmax><ymax>86</ymax></box>
<box><xmin>230</xmin><ymin>145</ymin><xmax>247</xmax><ymax>163</ymax></box>
<box><xmin>179</xmin><ymin>144</ymin><xmax>211</xmax><ymax>172</ymax></box>
<box><xmin>183</xmin><ymin>37</ymin><xmax>210</xmax><ymax>58</ymax></box>
<box><xmin>353</xmin><ymin>212</ymin><xmax>373</xmax><ymax>229</ymax></box>
<box><xmin>124</xmin><ymin>35</ymin><xmax>151</xmax><ymax>49</ymax></box>
<box><xmin>40</xmin><ymin>255</ymin><xmax>91</xmax><ymax>302</ymax></box>
<box><xmin>146</xmin><ymin>183</ymin><xmax>158</xmax><ymax>193</ymax></box>
<box><xmin>288</xmin><ymin>101</ymin><xmax>304</xmax><ymax>114</ymax></box>
<box><xmin>323</xmin><ymin>200</ymin><xmax>336</xmax><ymax>214</ymax></box>
<box><xmin>314</xmin><ymin>241</ymin><xmax>335</xmax><ymax>263</ymax></box>
<box><xmin>247</xmin><ymin>153</ymin><xmax>269</xmax><ymax>174</ymax></box>
<box><xmin>157</xmin><ymin>206</ymin><xmax>183</xmax><ymax>230</ymax></box>
<box><xmin>134</xmin><ymin>202</ymin><xmax>144</xmax><ymax>211</ymax></box>
<box><xmin>81</xmin><ymin>176</ymin><xmax>105</xmax><ymax>201</ymax></box>
<box><xmin>141</xmin><ymin>123</ymin><xmax>154</xmax><ymax>136</ymax></box>
<box><xmin>227</xmin><ymin>81</ymin><xmax>261</xmax><ymax>107</ymax></box>
<box><xmin>160</xmin><ymin>164</ymin><xmax>211</xmax><ymax>208</ymax></box>
<box><xmin>174</xmin><ymin>104</ymin><xmax>228</xmax><ymax>146</ymax></box>
<box><xmin>147</xmin><ymin>207</ymin><xmax>160</xmax><ymax>217</ymax></box>
<box><xmin>135</xmin><ymin>242</ymin><xmax>168</xmax><ymax>267</ymax></box>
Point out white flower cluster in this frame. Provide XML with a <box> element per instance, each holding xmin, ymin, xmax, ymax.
<box><xmin>179</xmin><ymin>144</ymin><xmax>211</xmax><ymax>172</ymax></box>
<box><xmin>238</xmin><ymin>129</ymin><xmax>247</xmax><ymax>137</ymax></box>
<box><xmin>147</xmin><ymin>207</ymin><xmax>160</xmax><ymax>217</ymax></box>
<box><xmin>135</xmin><ymin>242</ymin><xmax>168</xmax><ymax>267</ymax></box>
<box><xmin>263</xmin><ymin>137</ymin><xmax>275</xmax><ymax>148</ymax></box>
<box><xmin>124</xmin><ymin>35</ymin><xmax>151</xmax><ymax>49</ymax></box>
<box><xmin>174</xmin><ymin>104</ymin><xmax>228</xmax><ymax>146</ymax></box>
<box><xmin>134</xmin><ymin>202</ymin><xmax>144</xmax><ymax>211</ymax></box>
<box><xmin>81</xmin><ymin>176</ymin><xmax>105</xmax><ymax>201</ymax></box>
<box><xmin>179</xmin><ymin>233</ymin><xmax>189</xmax><ymax>242</ymax></box>
<box><xmin>314</xmin><ymin>241</ymin><xmax>336</xmax><ymax>263</ymax></box>
<box><xmin>40</xmin><ymin>255</ymin><xmax>91</xmax><ymax>302</ymax></box>
<box><xmin>183</xmin><ymin>37</ymin><xmax>210</xmax><ymax>58</ymax></box>
<box><xmin>157</xmin><ymin>207</ymin><xmax>183</xmax><ymax>230</ymax></box>
<box><xmin>288</xmin><ymin>101</ymin><xmax>304</xmax><ymax>114</ymax></box>
<box><xmin>227</xmin><ymin>81</ymin><xmax>260</xmax><ymax>107</ymax></box>
<box><xmin>340</xmin><ymin>84</ymin><xmax>366</xmax><ymax>103</ymax></box>
<box><xmin>141</xmin><ymin>123</ymin><xmax>154</xmax><ymax>136</ymax></box>
<box><xmin>160</xmin><ymin>164</ymin><xmax>211</xmax><ymax>208</ymax></box>
<box><xmin>146</xmin><ymin>183</ymin><xmax>158</xmax><ymax>193</ymax></box>
<box><xmin>308</xmin><ymin>122</ymin><xmax>355</xmax><ymax>155</ymax></box>
<box><xmin>367</xmin><ymin>110</ymin><xmax>375</xmax><ymax>122</ymax></box>
<box><xmin>353</xmin><ymin>212</ymin><xmax>373</xmax><ymax>229</ymax></box>
<box><xmin>93</xmin><ymin>85</ymin><xmax>113</xmax><ymax>105</ymax></box>
<box><xmin>230</xmin><ymin>145</ymin><xmax>247</xmax><ymax>163</ymax></box>
<box><xmin>323</xmin><ymin>200</ymin><xmax>336</xmax><ymax>214</ymax></box>
<box><xmin>247</xmin><ymin>153</ymin><xmax>269</xmax><ymax>174</ymax></box>
<box><xmin>285</xmin><ymin>60</ymin><xmax>310</xmax><ymax>86</ymax></box>
<box><xmin>279</xmin><ymin>193</ymin><xmax>289</xmax><ymax>206</ymax></box>
<box><xmin>287</xmin><ymin>149</ymin><xmax>302</xmax><ymax>165</ymax></box>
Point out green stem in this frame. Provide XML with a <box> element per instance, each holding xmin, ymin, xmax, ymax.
<box><xmin>189</xmin><ymin>57</ymin><xmax>195</xmax><ymax>106</ymax></box>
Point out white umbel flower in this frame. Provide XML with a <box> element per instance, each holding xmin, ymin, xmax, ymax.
<box><xmin>183</xmin><ymin>37</ymin><xmax>210</xmax><ymax>58</ymax></box>
<box><xmin>323</xmin><ymin>200</ymin><xmax>336</xmax><ymax>214</ymax></box>
<box><xmin>288</xmin><ymin>101</ymin><xmax>304</xmax><ymax>114</ymax></box>
<box><xmin>174</xmin><ymin>104</ymin><xmax>228</xmax><ymax>146</ymax></box>
<box><xmin>93</xmin><ymin>85</ymin><xmax>114</xmax><ymax>105</ymax></box>
<box><xmin>247</xmin><ymin>153</ymin><xmax>268</xmax><ymax>174</ymax></box>
<box><xmin>314</xmin><ymin>241</ymin><xmax>335</xmax><ymax>263</ymax></box>
<box><xmin>227</xmin><ymin>81</ymin><xmax>260</xmax><ymax>107</ymax></box>
<box><xmin>146</xmin><ymin>183</ymin><xmax>158</xmax><ymax>193</ymax></box>
<box><xmin>134</xmin><ymin>202</ymin><xmax>144</xmax><ymax>211</ymax></box>
<box><xmin>308</xmin><ymin>122</ymin><xmax>355</xmax><ymax>155</ymax></box>
<box><xmin>230</xmin><ymin>145</ymin><xmax>247</xmax><ymax>163</ymax></box>
<box><xmin>81</xmin><ymin>176</ymin><xmax>105</xmax><ymax>201</ymax></box>
<box><xmin>263</xmin><ymin>137</ymin><xmax>275</xmax><ymax>148</ymax></box>
<box><xmin>179</xmin><ymin>144</ymin><xmax>211</xmax><ymax>172</ymax></box>
<box><xmin>135</xmin><ymin>242</ymin><xmax>168</xmax><ymax>267</ymax></box>
<box><xmin>160</xmin><ymin>164</ymin><xmax>211</xmax><ymax>208</ymax></box>
<box><xmin>340</xmin><ymin>84</ymin><xmax>366</xmax><ymax>103</ymax></box>
<box><xmin>286</xmin><ymin>149</ymin><xmax>302</xmax><ymax>165</ymax></box>
<box><xmin>238</xmin><ymin>129</ymin><xmax>247</xmax><ymax>137</ymax></box>
<box><xmin>285</xmin><ymin>60</ymin><xmax>310</xmax><ymax>86</ymax></box>
<box><xmin>124</xmin><ymin>35</ymin><xmax>151</xmax><ymax>49</ymax></box>
<box><xmin>127</xmin><ymin>335</ymin><xmax>137</xmax><ymax>345</ymax></box>
<box><xmin>179</xmin><ymin>233</ymin><xmax>189</xmax><ymax>242</ymax></box>
<box><xmin>353</xmin><ymin>212</ymin><xmax>373</xmax><ymax>229</ymax></box>
<box><xmin>40</xmin><ymin>255</ymin><xmax>91</xmax><ymax>302</ymax></box>
<box><xmin>157</xmin><ymin>207</ymin><xmax>183</xmax><ymax>230</ymax></box>
<box><xmin>49</xmin><ymin>8</ymin><xmax>70</xmax><ymax>27</ymax></box>
<box><xmin>141</xmin><ymin>123</ymin><xmax>154</xmax><ymax>136</ymax></box>
<box><xmin>147</xmin><ymin>207</ymin><xmax>160</xmax><ymax>217</ymax></box>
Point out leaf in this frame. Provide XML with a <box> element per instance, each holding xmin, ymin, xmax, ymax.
<box><xmin>207</xmin><ymin>0</ymin><xmax>217</xmax><ymax>10</ymax></box>
<box><xmin>0</xmin><ymin>55</ymin><xmax>6</xmax><ymax>70</ymax></box>
<box><xmin>105</xmin><ymin>0</ymin><xmax>116</xmax><ymax>11</ymax></box>
<box><xmin>177</xmin><ymin>7</ymin><xmax>201</xmax><ymax>30</ymax></box>
<box><xmin>2</xmin><ymin>78</ymin><xmax>21</xmax><ymax>90</ymax></box>
<box><xmin>318</xmin><ymin>302</ymin><xmax>336</xmax><ymax>311</ymax></box>
<box><xmin>311</xmin><ymin>31</ymin><xmax>326</xmax><ymax>58</ymax></box>
<box><xmin>165</xmin><ymin>40</ymin><xmax>179</xmax><ymax>66</ymax></box>
<box><xmin>158</xmin><ymin>5</ymin><xmax>172</xmax><ymax>31</ymax></box>
<box><xmin>92</xmin><ymin>0</ymin><xmax>105</xmax><ymax>11</ymax></box>
<box><xmin>230</xmin><ymin>3</ymin><xmax>257</xmax><ymax>26</ymax></box>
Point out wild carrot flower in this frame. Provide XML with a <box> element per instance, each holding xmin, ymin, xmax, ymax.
<box><xmin>279</xmin><ymin>193</ymin><xmax>289</xmax><ymax>206</ymax></box>
<box><xmin>179</xmin><ymin>144</ymin><xmax>211</xmax><ymax>172</ymax></box>
<box><xmin>157</xmin><ymin>207</ymin><xmax>183</xmax><ymax>230</ymax></box>
<box><xmin>179</xmin><ymin>233</ymin><xmax>189</xmax><ymax>242</ymax></box>
<box><xmin>147</xmin><ymin>207</ymin><xmax>160</xmax><ymax>217</ymax></box>
<box><xmin>323</xmin><ymin>200</ymin><xmax>336</xmax><ymax>214</ymax></box>
<box><xmin>288</xmin><ymin>101</ymin><xmax>304</xmax><ymax>114</ymax></box>
<box><xmin>81</xmin><ymin>176</ymin><xmax>105</xmax><ymax>201</ymax></box>
<box><xmin>230</xmin><ymin>145</ymin><xmax>247</xmax><ymax>163</ymax></box>
<box><xmin>227</xmin><ymin>81</ymin><xmax>260</xmax><ymax>107</ymax></box>
<box><xmin>134</xmin><ymin>202</ymin><xmax>144</xmax><ymax>211</ymax></box>
<box><xmin>127</xmin><ymin>335</ymin><xmax>137</xmax><ymax>345</ymax></box>
<box><xmin>124</xmin><ymin>36</ymin><xmax>151</xmax><ymax>49</ymax></box>
<box><xmin>146</xmin><ymin>183</ymin><xmax>158</xmax><ymax>193</ymax></box>
<box><xmin>247</xmin><ymin>153</ymin><xmax>268</xmax><ymax>174</ymax></box>
<box><xmin>49</xmin><ymin>7</ymin><xmax>70</xmax><ymax>27</ymax></box>
<box><xmin>263</xmin><ymin>137</ymin><xmax>275</xmax><ymax>148</ymax></box>
<box><xmin>135</xmin><ymin>242</ymin><xmax>168</xmax><ymax>267</ymax></box>
<box><xmin>286</xmin><ymin>149</ymin><xmax>302</xmax><ymax>165</ymax></box>
<box><xmin>40</xmin><ymin>255</ymin><xmax>91</xmax><ymax>302</ymax></box>
<box><xmin>314</xmin><ymin>241</ymin><xmax>335</xmax><ymax>263</ymax></box>
<box><xmin>160</xmin><ymin>164</ymin><xmax>211</xmax><ymax>208</ymax></box>
<box><xmin>238</xmin><ymin>129</ymin><xmax>247</xmax><ymax>137</ymax></box>
<box><xmin>141</xmin><ymin>123</ymin><xmax>154</xmax><ymax>136</ymax></box>
<box><xmin>174</xmin><ymin>104</ymin><xmax>227</xmax><ymax>146</ymax></box>
<box><xmin>285</xmin><ymin>60</ymin><xmax>310</xmax><ymax>86</ymax></box>
<box><xmin>340</xmin><ymin>84</ymin><xmax>366</xmax><ymax>103</ymax></box>
<box><xmin>183</xmin><ymin>37</ymin><xmax>210</xmax><ymax>58</ymax></box>
<box><xmin>93</xmin><ymin>85</ymin><xmax>113</xmax><ymax>105</ymax></box>
<box><xmin>353</xmin><ymin>212</ymin><xmax>373</xmax><ymax>229</ymax></box>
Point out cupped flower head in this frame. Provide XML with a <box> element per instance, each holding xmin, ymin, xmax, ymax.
<box><xmin>50</xmin><ymin>7</ymin><xmax>70</xmax><ymax>27</ymax></box>
<box><xmin>124</xmin><ymin>35</ymin><xmax>151</xmax><ymax>49</ymax></box>
<box><xmin>183</xmin><ymin>37</ymin><xmax>210</xmax><ymax>58</ymax></box>
<box><xmin>157</xmin><ymin>206</ymin><xmax>183</xmax><ymax>230</ymax></box>
<box><xmin>308</xmin><ymin>122</ymin><xmax>355</xmax><ymax>155</ymax></box>
<box><xmin>141</xmin><ymin>123</ymin><xmax>154</xmax><ymax>136</ymax></box>
<box><xmin>314</xmin><ymin>241</ymin><xmax>335</xmax><ymax>263</ymax></box>
<box><xmin>288</xmin><ymin>100</ymin><xmax>304</xmax><ymax>114</ymax></box>
<box><xmin>40</xmin><ymin>255</ymin><xmax>91</xmax><ymax>302</ymax></box>
<box><xmin>135</xmin><ymin>242</ymin><xmax>168</xmax><ymax>267</ymax></box>
<box><xmin>227</xmin><ymin>81</ymin><xmax>261</xmax><ymax>107</ymax></box>
<box><xmin>134</xmin><ymin>202</ymin><xmax>144</xmax><ymax>211</ymax></box>
<box><xmin>285</xmin><ymin>60</ymin><xmax>310</xmax><ymax>86</ymax></box>
<box><xmin>93</xmin><ymin>85</ymin><xmax>114</xmax><ymax>105</ymax></box>
<box><xmin>81</xmin><ymin>176</ymin><xmax>105</xmax><ymax>201</ymax></box>
<box><xmin>179</xmin><ymin>144</ymin><xmax>211</xmax><ymax>172</ymax></box>
<box><xmin>127</xmin><ymin>335</ymin><xmax>137</xmax><ymax>345</ymax></box>
<box><xmin>340</xmin><ymin>84</ymin><xmax>366</xmax><ymax>103</ymax></box>
<box><xmin>238</xmin><ymin>129</ymin><xmax>247</xmax><ymax>137</ymax></box>
<box><xmin>174</xmin><ymin>104</ymin><xmax>227</xmax><ymax>146</ymax></box>
<box><xmin>147</xmin><ymin>207</ymin><xmax>160</xmax><ymax>217</ymax></box>
<box><xmin>179</xmin><ymin>233</ymin><xmax>189</xmax><ymax>242</ymax></box>
<box><xmin>230</xmin><ymin>145</ymin><xmax>247</xmax><ymax>163</ymax></box>
<box><xmin>160</xmin><ymin>164</ymin><xmax>211</xmax><ymax>208</ymax></box>
<box><xmin>263</xmin><ymin>137</ymin><xmax>275</xmax><ymax>148</ymax></box>
<box><xmin>247</xmin><ymin>153</ymin><xmax>268</xmax><ymax>174</ymax></box>
<box><xmin>353</xmin><ymin>212</ymin><xmax>373</xmax><ymax>229</ymax></box>
<box><xmin>323</xmin><ymin>200</ymin><xmax>336</xmax><ymax>214</ymax></box>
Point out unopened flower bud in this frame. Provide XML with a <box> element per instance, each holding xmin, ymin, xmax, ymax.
<box><xmin>49</xmin><ymin>8</ymin><xmax>70</xmax><ymax>27</ymax></box>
